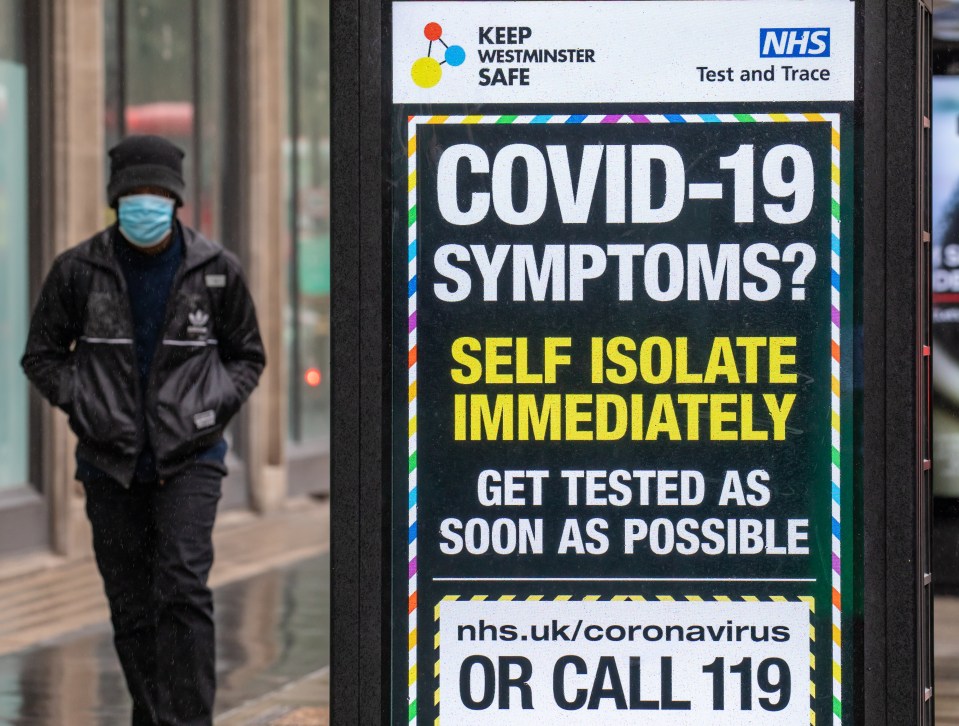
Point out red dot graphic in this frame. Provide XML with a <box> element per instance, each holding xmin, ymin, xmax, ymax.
<box><xmin>424</xmin><ymin>22</ymin><xmax>443</xmax><ymax>41</ymax></box>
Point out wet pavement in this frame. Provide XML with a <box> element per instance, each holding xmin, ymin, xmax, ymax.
<box><xmin>0</xmin><ymin>554</ymin><xmax>329</xmax><ymax>725</ymax></box>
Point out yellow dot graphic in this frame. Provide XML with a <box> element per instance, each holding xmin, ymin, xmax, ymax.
<box><xmin>411</xmin><ymin>57</ymin><xmax>442</xmax><ymax>88</ymax></box>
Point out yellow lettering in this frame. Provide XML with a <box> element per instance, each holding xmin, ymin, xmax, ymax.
<box><xmin>454</xmin><ymin>394</ymin><xmax>466</xmax><ymax>439</ymax></box>
<box><xmin>486</xmin><ymin>338</ymin><xmax>513</xmax><ymax>384</ymax></box>
<box><xmin>515</xmin><ymin>338</ymin><xmax>543</xmax><ymax>384</ymax></box>
<box><xmin>544</xmin><ymin>337</ymin><xmax>572</xmax><ymax>383</ymax></box>
<box><xmin>675</xmin><ymin>338</ymin><xmax>703</xmax><ymax>383</ymax></box>
<box><xmin>640</xmin><ymin>337</ymin><xmax>672</xmax><ymax>384</ymax></box>
<box><xmin>518</xmin><ymin>394</ymin><xmax>561</xmax><ymax>440</ymax></box>
<box><xmin>470</xmin><ymin>395</ymin><xmax>514</xmax><ymax>440</ymax></box>
<box><xmin>769</xmin><ymin>337</ymin><xmax>797</xmax><ymax>383</ymax></box>
<box><xmin>631</xmin><ymin>394</ymin><xmax>644</xmax><ymax>440</ymax></box>
<box><xmin>710</xmin><ymin>393</ymin><xmax>739</xmax><ymax>440</ymax></box>
<box><xmin>739</xmin><ymin>394</ymin><xmax>768</xmax><ymax>440</ymax></box>
<box><xmin>677</xmin><ymin>393</ymin><xmax>708</xmax><ymax>440</ymax></box>
<box><xmin>606</xmin><ymin>336</ymin><xmax>637</xmax><ymax>384</ymax></box>
<box><xmin>596</xmin><ymin>394</ymin><xmax>628</xmax><ymax>440</ymax></box>
<box><xmin>764</xmin><ymin>393</ymin><xmax>796</xmax><ymax>440</ymax></box>
<box><xmin>591</xmin><ymin>337</ymin><xmax>604</xmax><ymax>384</ymax></box>
<box><xmin>704</xmin><ymin>338</ymin><xmax>740</xmax><ymax>384</ymax></box>
<box><xmin>736</xmin><ymin>337</ymin><xmax>766</xmax><ymax>384</ymax></box>
<box><xmin>565</xmin><ymin>394</ymin><xmax>594</xmax><ymax>440</ymax></box>
<box><xmin>451</xmin><ymin>337</ymin><xmax>482</xmax><ymax>384</ymax></box>
<box><xmin>646</xmin><ymin>394</ymin><xmax>681</xmax><ymax>440</ymax></box>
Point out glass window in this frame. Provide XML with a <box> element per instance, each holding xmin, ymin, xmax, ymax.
<box><xmin>0</xmin><ymin>0</ymin><xmax>29</xmax><ymax>490</ymax></box>
<box><xmin>104</xmin><ymin>0</ymin><xmax>122</xmax><ymax>154</ymax></box>
<box><xmin>287</xmin><ymin>0</ymin><xmax>331</xmax><ymax>449</ymax></box>
<box><xmin>104</xmin><ymin>1</ymin><xmax>245</xmax><ymax>504</ymax></box>
<box><xmin>123</xmin><ymin>0</ymin><xmax>197</xmax><ymax>226</ymax></box>
<box><xmin>106</xmin><ymin>0</ymin><xmax>226</xmax><ymax>245</ymax></box>
<box><xmin>197</xmin><ymin>0</ymin><xmax>224</xmax><ymax>243</ymax></box>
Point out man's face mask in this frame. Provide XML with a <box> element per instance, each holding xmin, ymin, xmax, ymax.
<box><xmin>117</xmin><ymin>194</ymin><xmax>175</xmax><ymax>247</ymax></box>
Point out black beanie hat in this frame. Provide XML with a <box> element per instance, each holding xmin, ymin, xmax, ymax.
<box><xmin>107</xmin><ymin>135</ymin><xmax>186</xmax><ymax>207</ymax></box>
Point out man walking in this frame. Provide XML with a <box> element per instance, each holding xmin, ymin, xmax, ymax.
<box><xmin>21</xmin><ymin>135</ymin><xmax>265</xmax><ymax>725</ymax></box>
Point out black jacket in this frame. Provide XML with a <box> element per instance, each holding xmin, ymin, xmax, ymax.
<box><xmin>21</xmin><ymin>224</ymin><xmax>266</xmax><ymax>486</ymax></box>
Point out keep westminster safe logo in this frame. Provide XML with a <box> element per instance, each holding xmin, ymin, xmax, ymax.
<box><xmin>411</xmin><ymin>22</ymin><xmax>465</xmax><ymax>88</ymax></box>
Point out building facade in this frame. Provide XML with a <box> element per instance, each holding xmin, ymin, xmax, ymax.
<box><xmin>0</xmin><ymin>0</ymin><xmax>330</xmax><ymax>558</ymax></box>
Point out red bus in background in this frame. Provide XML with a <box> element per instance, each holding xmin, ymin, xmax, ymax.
<box><xmin>105</xmin><ymin>102</ymin><xmax>209</xmax><ymax>231</ymax></box>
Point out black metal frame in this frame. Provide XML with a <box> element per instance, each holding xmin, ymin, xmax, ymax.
<box><xmin>331</xmin><ymin>0</ymin><xmax>389</xmax><ymax>720</ymax></box>
<box><xmin>331</xmin><ymin>0</ymin><xmax>933</xmax><ymax>722</ymax></box>
<box><xmin>861</xmin><ymin>0</ymin><xmax>933</xmax><ymax>723</ymax></box>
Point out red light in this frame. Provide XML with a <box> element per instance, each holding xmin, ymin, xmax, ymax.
<box><xmin>304</xmin><ymin>368</ymin><xmax>322</xmax><ymax>387</ymax></box>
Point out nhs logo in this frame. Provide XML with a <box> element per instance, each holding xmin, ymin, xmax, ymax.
<box><xmin>760</xmin><ymin>28</ymin><xmax>831</xmax><ymax>58</ymax></box>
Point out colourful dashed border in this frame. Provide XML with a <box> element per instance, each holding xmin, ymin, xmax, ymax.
<box><xmin>405</xmin><ymin>113</ymin><xmax>842</xmax><ymax>725</ymax></box>
<box><xmin>434</xmin><ymin>594</ymin><xmax>817</xmax><ymax>725</ymax></box>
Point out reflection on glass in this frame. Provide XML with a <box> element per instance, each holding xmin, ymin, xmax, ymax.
<box><xmin>198</xmin><ymin>0</ymin><xmax>224</xmax><ymax>243</ymax></box>
<box><xmin>124</xmin><ymin>0</ymin><xmax>196</xmax><ymax>226</ymax></box>
<box><xmin>105</xmin><ymin>0</ymin><xmax>242</xmax><ymax>492</ymax></box>
<box><xmin>108</xmin><ymin>0</ymin><xmax>227</xmax><ymax>258</ymax></box>
<box><xmin>104</xmin><ymin>0</ymin><xmax>121</xmax><ymax>160</ymax></box>
<box><xmin>0</xmin><ymin>0</ymin><xmax>23</xmax><ymax>61</ymax></box>
<box><xmin>0</xmin><ymin>0</ymin><xmax>28</xmax><ymax>490</ymax></box>
<box><xmin>287</xmin><ymin>0</ymin><xmax>331</xmax><ymax>447</ymax></box>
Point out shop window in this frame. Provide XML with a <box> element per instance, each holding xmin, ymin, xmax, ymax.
<box><xmin>286</xmin><ymin>0</ymin><xmax>331</xmax><ymax>452</ymax></box>
<box><xmin>0</xmin><ymin>0</ymin><xmax>29</xmax><ymax>491</ymax></box>
<box><xmin>103</xmin><ymin>0</ymin><xmax>247</xmax><ymax>506</ymax></box>
<box><xmin>197</xmin><ymin>0</ymin><xmax>224</xmax><ymax>244</ymax></box>
<box><xmin>104</xmin><ymin>0</ymin><xmax>225</xmax><ymax>241</ymax></box>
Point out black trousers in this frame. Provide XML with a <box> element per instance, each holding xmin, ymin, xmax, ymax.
<box><xmin>82</xmin><ymin>462</ymin><xmax>223</xmax><ymax>726</ymax></box>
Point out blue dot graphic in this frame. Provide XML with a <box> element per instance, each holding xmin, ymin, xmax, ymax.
<box><xmin>445</xmin><ymin>45</ymin><xmax>466</xmax><ymax>67</ymax></box>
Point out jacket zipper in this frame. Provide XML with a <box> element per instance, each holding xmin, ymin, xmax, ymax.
<box><xmin>145</xmin><ymin>226</ymin><xmax>219</xmax><ymax>476</ymax></box>
<box><xmin>144</xmin><ymin>253</ymin><xmax>190</xmax><ymax>477</ymax></box>
<box><xmin>93</xmin><ymin>225</ymin><xmax>219</xmax><ymax>479</ymax></box>
<box><xmin>101</xmin><ymin>254</ymin><xmax>146</xmax><ymax>467</ymax></box>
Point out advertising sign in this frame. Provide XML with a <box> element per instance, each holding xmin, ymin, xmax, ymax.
<box><xmin>933</xmin><ymin>76</ymin><xmax>959</xmax><ymax>497</ymax></box>
<box><xmin>391</xmin><ymin>2</ymin><xmax>857</xmax><ymax>723</ymax></box>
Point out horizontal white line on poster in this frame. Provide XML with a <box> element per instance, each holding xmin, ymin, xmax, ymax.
<box><xmin>434</xmin><ymin>577</ymin><xmax>817</xmax><ymax>583</ymax></box>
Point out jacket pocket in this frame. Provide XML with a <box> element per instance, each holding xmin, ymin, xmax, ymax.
<box><xmin>154</xmin><ymin>346</ymin><xmax>241</xmax><ymax>459</ymax></box>
<box><xmin>69</xmin><ymin>343</ymin><xmax>139</xmax><ymax>453</ymax></box>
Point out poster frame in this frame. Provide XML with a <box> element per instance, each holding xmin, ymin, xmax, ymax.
<box><xmin>329</xmin><ymin>1</ymin><xmax>932</xmax><ymax>723</ymax></box>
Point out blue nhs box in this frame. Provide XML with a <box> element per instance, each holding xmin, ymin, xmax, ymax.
<box><xmin>760</xmin><ymin>28</ymin><xmax>831</xmax><ymax>58</ymax></box>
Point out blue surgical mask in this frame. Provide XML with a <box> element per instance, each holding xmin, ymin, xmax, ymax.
<box><xmin>117</xmin><ymin>194</ymin><xmax>176</xmax><ymax>247</ymax></box>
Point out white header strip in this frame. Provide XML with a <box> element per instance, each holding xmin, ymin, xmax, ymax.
<box><xmin>393</xmin><ymin>1</ymin><xmax>854</xmax><ymax>104</ymax></box>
